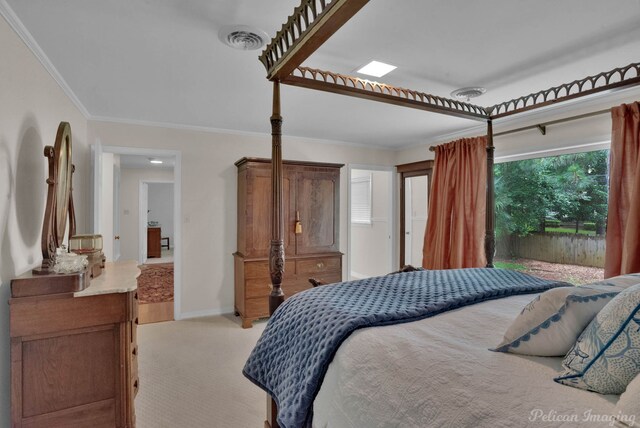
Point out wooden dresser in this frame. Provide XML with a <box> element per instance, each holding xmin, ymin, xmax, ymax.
<box><xmin>10</xmin><ymin>261</ymin><xmax>140</xmax><ymax>427</ymax></box>
<box><xmin>234</xmin><ymin>157</ymin><xmax>343</xmax><ymax>328</ymax></box>
<box><xmin>147</xmin><ymin>227</ymin><xmax>161</xmax><ymax>258</ymax></box>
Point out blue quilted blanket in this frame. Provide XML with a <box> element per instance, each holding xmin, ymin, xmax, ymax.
<box><xmin>243</xmin><ymin>268</ymin><xmax>569</xmax><ymax>428</ymax></box>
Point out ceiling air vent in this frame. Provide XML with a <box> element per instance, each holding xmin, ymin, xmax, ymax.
<box><xmin>450</xmin><ymin>87</ymin><xmax>487</xmax><ymax>102</ymax></box>
<box><xmin>218</xmin><ymin>25</ymin><xmax>269</xmax><ymax>51</ymax></box>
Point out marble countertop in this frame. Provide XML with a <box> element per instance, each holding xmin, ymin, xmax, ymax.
<box><xmin>74</xmin><ymin>260</ymin><xmax>140</xmax><ymax>297</ymax></box>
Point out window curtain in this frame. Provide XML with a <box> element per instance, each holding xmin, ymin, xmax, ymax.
<box><xmin>604</xmin><ymin>102</ymin><xmax>640</xmax><ymax>278</ymax></box>
<box><xmin>423</xmin><ymin>136</ymin><xmax>487</xmax><ymax>270</ymax></box>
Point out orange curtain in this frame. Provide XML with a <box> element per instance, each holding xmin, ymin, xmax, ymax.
<box><xmin>423</xmin><ymin>136</ymin><xmax>487</xmax><ymax>270</ymax></box>
<box><xmin>604</xmin><ymin>102</ymin><xmax>640</xmax><ymax>278</ymax></box>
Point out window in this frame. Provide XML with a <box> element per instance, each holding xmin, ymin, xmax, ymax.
<box><xmin>351</xmin><ymin>173</ymin><xmax>372</xmax><ymax>224</ymax></box>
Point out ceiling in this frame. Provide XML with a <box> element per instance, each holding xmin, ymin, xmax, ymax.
<box><xmin>5</xmin><ymin>0</ymin><xmax>640</xmax><ymax>148</ymax></box>
<box><xmin>119</xmin><ymin>154</ymin><xmax>175</xmax><ymax>169</ymax></box>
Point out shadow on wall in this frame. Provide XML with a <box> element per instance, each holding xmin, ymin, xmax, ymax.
<box><xmin>0</xmin><ymin>138</ymin><xmax>16</xmax><ymax>428</ymax></box>
<box><xmin>219</xmin><ymin>164</ymin><xmax>236</xmax><ymax>312</ymax></box>
<box><xmin>16</xmin><ymin>117</ymin><xmax>45</xmax><ymax>252</ymax></box>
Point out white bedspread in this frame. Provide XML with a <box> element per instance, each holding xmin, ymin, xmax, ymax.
<box><xmin>313</xmin><ymin>293</ymin><xmax>619</xmax><ymax>428</ymax></box>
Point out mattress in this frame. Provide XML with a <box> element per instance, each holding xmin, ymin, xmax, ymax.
<box><xmin>313</xmin><ymin>293</ymin><xmax>619</xmax><ymax>428</ymax></box>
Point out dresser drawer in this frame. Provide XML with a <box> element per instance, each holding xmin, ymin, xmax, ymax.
<box><xmin>296</xmin><ymin>257</ymin><xmax>341</xmax><ymax>275</ymax></box>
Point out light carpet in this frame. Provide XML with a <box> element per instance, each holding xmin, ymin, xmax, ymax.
<box><xmin>136</xmin><ymin>314</ymin><xmax>267</xmax><ymax>427</ymax></box>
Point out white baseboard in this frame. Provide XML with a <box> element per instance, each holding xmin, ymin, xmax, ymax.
<box><xmin>350</xmin><ymin>271</ymin><xmax>367</xmax><ymax>280</ymax></box>
<box><xmin>177</xmin><ymin>307</ymin><xmax>235</xmax><ymax>320</ymax></box>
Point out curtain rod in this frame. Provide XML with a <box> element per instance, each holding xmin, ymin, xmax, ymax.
<box><xmin>428</xmin><ymin>108</ymin><xmax>610</xmax><ymax>152</ymax></box>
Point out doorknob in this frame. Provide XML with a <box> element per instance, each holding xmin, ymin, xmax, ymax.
<box><xmin>115</xmin><ymin>236</ymin><xmax>120</xmax><ymax>240</ymax></box>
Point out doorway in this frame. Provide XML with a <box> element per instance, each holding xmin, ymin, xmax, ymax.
<box><xmin>348</xmin><ymin>166</ymin><xmax>394</xmax><ymax>280</ymax></box>
<box><xmin>92</xmin><ymin>143</ymin><xmax>182</xmax><ymax>321</ymax></box>
<box><xmin>398</xmin><ymin>160</ymin><xmax>433</xmax><ymax>267</ymax></box>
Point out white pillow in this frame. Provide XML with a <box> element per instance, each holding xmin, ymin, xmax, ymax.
<box><xmin>492</xmin><ymin>286</ymin><xmax>618</xmax><ymax>356</ymax></box>
<box><xmin>614</xmin><ymin>372</ymin><xmax>640</xmax><ymax>427</ymax></box>
<box><xmin>555</xmin><ymin>283</ymin><xmax>640</xmax><ymax>394</ymax></box>
<box><xmin>585</xmin><ymin>273</ymin><xmax>640</xmax><ymax>292</ymax></box>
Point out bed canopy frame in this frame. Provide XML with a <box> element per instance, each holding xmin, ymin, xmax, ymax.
<box><xmin>258</xmin><ymin>4</ymin><xmax>640</xmax><ymax>423</ymax></box>
<box><xmin>260</xmin><ymin>0</ymin><xmax>640</xmax><ymax>309</ymax></box>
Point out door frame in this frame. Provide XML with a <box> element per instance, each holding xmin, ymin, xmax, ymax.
<box><xmin>139</xmin><ymin>179</ymin><xmax>174</xmax><ymax>264</ymax></box>
<box><xmin>347</xmin><ymin>164</ymin><xmax>396</xmax><ymax>279</ymax></box>
<box><xmin>397</xmin><ymin>160</ymin><xmax>433</xmax><ymax>268</ymax></box>
<box><xmin>92</xmin><ymin>144</ymin><xmax>183</xmax><ymax>319</ymax></box>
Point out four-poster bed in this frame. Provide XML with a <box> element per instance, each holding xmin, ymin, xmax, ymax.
<box><xmin>248</xmin><ymin>1</ymin><xmax>640</xmax><ymax>427</ymax></box>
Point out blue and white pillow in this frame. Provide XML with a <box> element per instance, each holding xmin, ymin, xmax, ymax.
<box><xmin>554</xmin><ymin>283</ymin><xmax>640</xmax><ymax>394</ymax></box>
<box><xmin>493</xmin><ymin>286</ymin><xmax>618</xmax><ymax>356</ymax></box>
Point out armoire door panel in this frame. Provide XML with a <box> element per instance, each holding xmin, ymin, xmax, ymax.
<box><xmin>295</xmin><ymin>172</ymin><xmax>339</xmax><ymax>254</ymax></box>
<box><xmin>245</xmin><ymin>168</ymin><xmax>293</xmax><ymax>258</ymax></box>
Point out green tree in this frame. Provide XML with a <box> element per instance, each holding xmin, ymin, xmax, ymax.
<box><xmin>494</xmin><ymin>149</ymin><xmax>609</xmax><ymax>238</ymax></box>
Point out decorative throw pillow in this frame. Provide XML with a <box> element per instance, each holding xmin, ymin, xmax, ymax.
<box><xmin>614</xmin><ymin>372</ymin><xmax>640</xmax><ymax>427</ymax></box>
<box><xmin>492</xmin><ymin>286</ymin><xmax>618</xmax><ymax>356</ymax></box>
<box><xmin>555</xmin><ymin>283</ymin><xmax>640</xmax><ymax>394</ymax></box>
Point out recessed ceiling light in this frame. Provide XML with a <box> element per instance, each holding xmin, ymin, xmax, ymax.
<box><xmin>356</xmin><ymin>61</ymin><xmax>397</xmax><ymax>78</ymax></box>
<box><xmin>149</xmin><ymin>159</ymin><xmax>163</xmax><ymax>164</ymax></box>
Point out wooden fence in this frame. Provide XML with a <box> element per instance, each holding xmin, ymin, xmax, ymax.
<box><xmin>496</xmin><ymin>233</ymin><xmax>606</xmax><ymax>268</ymax></box>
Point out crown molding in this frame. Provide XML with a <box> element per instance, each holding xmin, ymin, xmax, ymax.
<box><xmin>89</xmin><ymin>115</ymin><xmax>390</xmax><ymax>151</ymax></box>
<box><xmin>0</xmin><ymin>0</ymin><xmax>90</xmax><ymax>118</ymax></box>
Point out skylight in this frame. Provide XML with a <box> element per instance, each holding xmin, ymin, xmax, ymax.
<box><xmin>356</xmin><ymin>61</ymin><xmax>396</xmax><ymax>78</ymax></box>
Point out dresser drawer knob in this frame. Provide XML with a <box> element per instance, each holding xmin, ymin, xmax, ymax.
<box><xmin>316</xmin><ymin>262</ymin><xmax>324</xmax><ymax>269</ymax></box>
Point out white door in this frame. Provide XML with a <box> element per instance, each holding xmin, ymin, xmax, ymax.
<box><xmin>113</xmin><ymin>162</ymin><xmax>121</xmax><ymax>260</ymax></box>
<box><xmin>408</xmin><ymin>175</ymin><xmax>428</xmax><ymax>266</ymax></box>
<box><xmin>139</xmin><ymin>182</ymin><xmax>148</xmax><ymax>264</ymax></box>
<box><xmin>404</xmin><ymin>178</ymin><xmax>413</xmax><ymax>265</ymax></box>
<box><xmin>349</xmin><ymin>168</ymin><xmax>393</xmax><ymax>279</ymax></box>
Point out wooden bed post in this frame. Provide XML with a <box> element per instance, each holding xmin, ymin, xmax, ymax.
<box><xmin>485</xmin><ymin>119</ymin><xmax>496</xmax><ymax>268</ymax></box>
<box><xmin>269</xmin><ymin>80</ymin><xmax>286</xmax><ymax>314</ymax></box>
<box><xmin>267</xmin><ymin>81</ymin><xmax>284</xmax><ymax>428</ymax></box>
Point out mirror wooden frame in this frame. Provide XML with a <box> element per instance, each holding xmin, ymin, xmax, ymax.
<box><xmin>36</xmin><ymin>121</ymin><xmax>76</xmax><ymax>272</ymax></box>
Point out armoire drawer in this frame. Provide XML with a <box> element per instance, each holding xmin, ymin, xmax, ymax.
<box><xmin>245</xmin><ymin>296</ymin><xmax>269</xmax><ymax>318</ymax></box>
<box><xmin>245</xmin><ymin>278</ymin><xmax>272</xmax><ymax>299</ymax></box>
<box><xmin>245</xmin><ymin>260</ymin><xmax>295</xmax><ymax>279</ymax></box>
<box><xmin>297</xmin><ymin>257</ymin><xmax>341</xmax><ymax>275</ymax></box>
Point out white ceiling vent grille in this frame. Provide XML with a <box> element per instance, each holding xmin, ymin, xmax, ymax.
<box><xmin>450</xmin><ymin>87</ymin><xmax>487</xmax><ymax>102</ymax></box>
<box><xmin>218</xmin><ymin>25</ymin><xmax>269</xmax><ymax>51</ymax></box>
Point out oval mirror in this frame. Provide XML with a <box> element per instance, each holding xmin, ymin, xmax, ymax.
<box><xmin>53</xmin><ymin>122</ymin><xmax>72</xmax><ymax>244</ymax></box>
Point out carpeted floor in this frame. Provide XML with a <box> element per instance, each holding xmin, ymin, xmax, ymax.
<box><xmin>137</xmin><ymin>263</ymin><xmax>174</xmax><ymax>304</ymax></box>
<box><xmin>136</xmin><ymin>315</ymin><xmax>266</xmax><ymax>427</ymax></box>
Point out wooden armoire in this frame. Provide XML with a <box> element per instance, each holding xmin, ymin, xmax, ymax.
<box><xmin>234</xmin><ymin>157</ymin><xmax>343</xmax><ymax>328</ymax></box>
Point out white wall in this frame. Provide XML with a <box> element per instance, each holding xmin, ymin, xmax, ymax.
<box><xmin>0</xmin><ymin>14</ymin><xmax>90</xmax><ymax>428</ymax></box>
<box><xmin>148</xmin><ymin>183</ymin><xmax>174</xmax><ymax>249</ymax></box>
<box><xmin>119</xmin><ymin>167</ymin><xmax>174</xmax><ymax>261</ymax></box>
<box><xmin>350</xmin><ymin>169</ymin><xmax>392</xmax><ymax>279</ymax></box>
<box><xmin>100</xmin><ymin>152</ymin><xmax>115</xmax><ymax>261</ymax></box>
<box><xmin>88</xmin><ymin>121</ymin><xmax>397</xmax><ymax>317</ymax></box>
